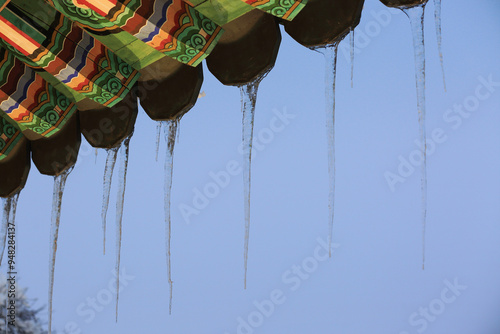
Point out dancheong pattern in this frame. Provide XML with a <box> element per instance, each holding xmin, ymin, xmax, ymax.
<box><xmin>242</xmin><ymin>0</ymin><xmax>306</xmax><ymax>20</ymax></box>
<box><xmin>0</xmin><ymin>47</ymin><xmax>77</xmax><ymax>139</ymax></box>
<box><xmin>0</xmin><ymin>0</ymin><xmax>306</xmax><ymax>152</ymax></box>
<box><xmin>182</xmin><ymin>0</ymin><xmax>307</xmax><ymax>25</ymax></box>
<box><xmin>45</xmin><ymin>0</ymin><xmax>223</xmax><ymax>66</ymax></box>
<box><xmin>0</xmin><ymin>5</ymin><xmax>140</xmax><ymax>107</ymax></box>
<box><xmin>0</xmin><ymin>114</ymin><xmax>23</xmax><ymax>161</ymax></box>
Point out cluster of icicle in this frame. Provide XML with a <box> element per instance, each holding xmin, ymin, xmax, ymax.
<box><xmin>0</xmin><ymin>185</ymin><xmax>65</xmax><ymax>334</ymax></box>
<box><xmin>156</xmin><ymin>69</ymin><xmax>269</xmax><ymax>309</ymax></box>
<box><xmin>49</xmin><ymin>132</ymin><xmax>134</xmax><ymax>333</ymax></box>
<box><xmin>156</xmin><ymin>71</ymin><xmax>269</xmax><ymax>308</ymax></box>
<box><xmin>302</xmin><ymin>28</ymin><xmax>356</xmax><ymax>260</ymax></box>
<box><xmin>0</xmin><ymin>149</ymin><xmax>130</xmax><ymax>333</ymax></box>
<box><xmin>163</xmin><ymin>0</ymin><xmax>446</xmax><ymax>299</ymax></box>
<box><xmin>400</xmin><ymin>0</ymin><xmax>446</xmax><ymax>270</ymax></box>
<box><xmin>0</xmin><ymin>2</ymin><xmax>447</xmax><ymax>331</ymax></box>
<box><xmin>100</xmin><ymin>133</ymin><xmax>133</xmax><ymax>321</ymax></box>
<box><xmin>312</xmin><ymin>0</ymin><xmax>446</xmax><ymax>270</ymax></box>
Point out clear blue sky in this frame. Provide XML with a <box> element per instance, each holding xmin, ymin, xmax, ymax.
<box><xmin>6</xmin><ymin>0</ymin><xmax>500</xmax><ymax>333</ymax></box>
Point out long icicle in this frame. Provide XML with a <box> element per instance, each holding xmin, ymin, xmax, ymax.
<box><xmin>403</xmin><ymin>4</ymin><xmax>427</xmax><ymax>270</ymax></box>
<box><xmin>350</xmin><ymin>28</ymin><xmax>355</xmax><ymax>88</ymax></box>
<box><xmin>433</xmin><ymin>0</ymin><xmax>446</xmax><ymax>91</ymax></box>
<box><xmin>0</xmin><ymin>193</ymin><xmax>19</xmax><ymax>266</ymax></box>
<box><xmin>155</xmin><ymin>122</ymin><xmax>163</xmax><ymax>162</ymax></box>
<box><xmin>163</xmin><ymin>119</ymin><xmax>178</xmax><ymax>314</ymax></box>
<box><xmin>0</xmin><ymin>196</ymin><xmax>12</xmax><ymax>265</ymax></box>
<box><xmin>48</xmin><ymin>166</ymin><xmax>73</xmax><ymax>334</ymax></box>
<box><xmin>115</xmin><ymin>134</ymin><xmax>132</xmax><ymax>322</ymax></box>
<box><xmin>316</xmin><ymin>42</ymin><xmax>340</xmax><ymax>258</ymax></box>
<box><xmin>240</xmin><ymin>74</ymin><xmax>265</xmax><ymax>289</ymax></box>
<box><xmin>101</xmin><ymin>147</ymin><xmax>120</xmax><ymax>255</ymax></box>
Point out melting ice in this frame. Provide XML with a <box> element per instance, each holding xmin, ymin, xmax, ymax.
<box><xmin>350</xmin><ymin>28</ymin><xmax>355</xmax><ymax>88</ymax></box>
<box><xmin>0</xmin><ymin>192</ymin><xmax>19</xmax><ymax>266</ymax></box>
<box><xmin>155</xmin><ymin>122</ymin><xmax>163</xmax><ymax>162</ymax></box>
<box><xmin>114</xmin><ymin>134</ymin><xmax>132</xmax><ymax>321</ymax></box>
<box><xmin>402</xmin><ymin>3</ymin><xmax>428</xmax><ymax>269</ymax></box>
<box><xmin>239</xmin><ymin>72</ymin><xmax>267</xmax><ymax>289</ymax></box>
<box><xmin>312</xmin><ymin>41</ymin><xmax>340</xmax><ymax>258</ymax></box>
<box><xmin>433</xmin><ymin>0</ymin><xmax>446</xmax><ymax>91</ymax></box>
<box><xmin>48</xmin><ymin>166</ymin><xmax>73</xmax><ymax>334</ymax></box>
<box><xmin>101</xmin><ymin>147</ymin><xmax>119</xmax><ymax>254</ymax></box>
<box><xmin>163</xmin><ymin>119</ymin><xmax>178</xmax><ymax>314</ymax></box>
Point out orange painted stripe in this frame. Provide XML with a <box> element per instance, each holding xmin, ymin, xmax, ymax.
<box><xmin>20</xmin><ymin>76</ymin><xmax>46</xmax><ymax>110</ymax></box>
<box><xmin>76</xmin><ymin>0</ymin><xmax>117</xmax><ymax>17</ymax></box>
<box><xmin>122</xmin><ymin>69</ymin><xmax>138</xmax><ymax>87</ymax></box>
<box><xmin>103</xmin><ymin>81</ymin><xmax>129</xmax><ymax>107</ymax></box>
<box><xmin>0</xmin><ymin>90</ymin><xmax>10</xmax><ymax>104</ymax></box>
<box><xmin>121</xmin><ymin>10</ymin><xmax>148</xmax><ymax>35</ymax></box>
<box><xmin>31</xmin><ymin>47</ymin><xmax>50</xmax><ymax>64</ymax></box>
<box><xmin>147</xmin><ymin>32</ymin><xmax>174</xmax><ymax>51</ymax></box>
<box><xmin>161</xmin><ymin>0</ymin><xmax>183</xmax><ymax>35</ymax></box>
<box><xmin>0</xmin><ymin>0</ymin><xmax>11</xmax><ymax>12</ymax></box>
<box><xmin>40</xmin><ymin>16</ymin><xmax>67</xmax><ymax>57</ymax></box>
<box><xmin>0</xmin><ymin>17</ymin><xmax>39</xmax><ymax>55</ymax></box>
<box><xmin>3</xmin><ymin>97</ymin><xmax>32</xmax><ymax>123</ymax></box>
<box><xmin>282</xmin><ymin>1</ymin><xmax>301</xmax><ymax>20</ymax></box>
<box><xmin>41</xmin><ymin>103</ymin><xmax>75</xmax><ymax>136</ymax></box>
<box><xmin>0</xmin><ymin>131</ymin><xmax>19</xmax><ymax>156</ymax></box>
<box><xmin>107</xmin><ymin>1</ymin><xmax>127</xmax><ymax>22</ymax></box>
<box><xmin>187</xmin><ymin>25</ymin><xmax>221</xmax><ymax>66</ymax></box>
<box><xmin>0</xmin><ymin>52</ymin><xmax>9</xmax><ymax>69</ymax></box>
<box><xmin>62</xmin><ymin>67</ymin><xmax>93</xmax><ymax>92</ymax></box>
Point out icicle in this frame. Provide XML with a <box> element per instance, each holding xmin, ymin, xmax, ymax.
<box><xmin>163</xmin><ymin>119</ymin><xmax>178</xmax><ymax>314</ymax></box>
<box><xmin>350</xmin><ymin>28</ymin><xmax>355</xmax><ymax>88</ymax></box>
<box><xmin>0</xmin><ymin>193</ymin><xmax>19</xmax><ymax>266</ymax></box>
<box><xmin>101</xmin><ymin>147</ymin><xmax>119</xmax><ymax>255</ymax></box>
<box><xmin>316</xmin><ymin>43</ymin><xmax>340</xmax><ymax>258</ymax></box>
<box><xmin>433</xmin><ymin>0</ymin><xmax>446</xmax><ymax>91</ymax></box>
<box><xmin>0</xmin><ymin>196</ymin><xmax>11</xmax><ymax>265</ymax></box>
<box><xmin>48</xmin><ymin>166</ymin><xmax>73</xmax><ymax>334</ymax></box>
<box><xmin>114</xmin><ymin>133</ymin><xmax>132</xmax><ymax>321</ymax></box>
<box><xmin>402</xmin><ymin>4</ymin><xmax>427</xmax><ymax>270</ymax></box>
<box><xmin>239</xmin><ymin>72</ymin><xmax>267</xmax><ymax>289</ymax></box>
<box><xmin>155</xmin><ymin>122</ymin><xmax>162</xmax><ymax>162</ymax></box>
